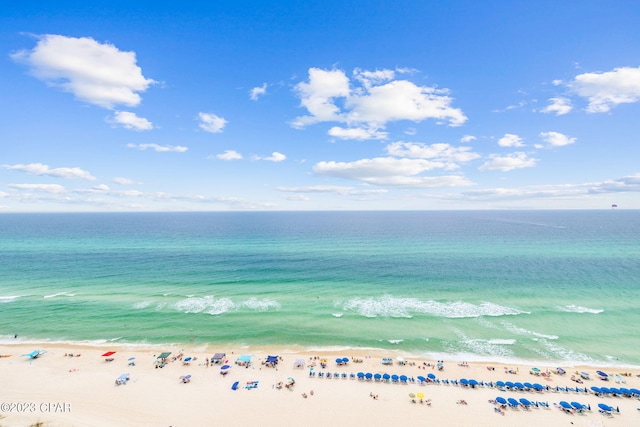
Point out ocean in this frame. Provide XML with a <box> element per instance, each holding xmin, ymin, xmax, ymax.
<box><xmin>1</xmin><ymin>210</ymin><xmax>639</xmax><ymax>367</ymax></box>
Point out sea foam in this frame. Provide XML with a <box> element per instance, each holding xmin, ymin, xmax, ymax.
<box><xmin>557</xmin><ymin>304</ymin><xmax>603</xmax><ymax>314</ymax></box>
<box><xmin>340</xmin><ymin>295</ymin><xmax>524</xmax><ymax>318</ymax></box>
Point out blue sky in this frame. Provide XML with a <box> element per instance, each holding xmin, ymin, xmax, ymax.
<box><xmin>2</xmin><ymin>1</ymin><xmax>639</xmax><ymax>211</ymax></box>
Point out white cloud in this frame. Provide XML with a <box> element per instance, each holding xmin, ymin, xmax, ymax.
<box><xmin>250</xmin><ymin>83</ymin><xmax>267</xmax><ymax>101</ymax></box>
<box><xmin>460</xmin><ymin>135</ymin><xmax>476</xmax><ymax>143</ymax></box>
<box><xmin>292</xmin><ymin>68</ymin><xmax>350</xmax><ymax>127</ymax></box>
<box><xmin>479</xmin><ymin>152</ymin><xmax>537</xmax><ymax>171</ymax></box>
<box><xmin>126</xmin><ymin>143</ymin><xmax>188</xmax><ymax>152</ymax></box>
<box><xmin>277</xmin><ymin>185</ymin><xmax>388</xmax><ymax>196</ymax></box>
<box><xmin>292</xmin><ymin>67</ymin><xmax>466</xmax><ymax>138</ymax></box>
<box><xmin>9</xmin><ymin>183</ymin><xmax>66</xmax><ymax>193</ymax></box>
<box><xmin>498</xmin><ymin>133</ymin><xmax>524</xmax><ymax>147</ymax></box>
<box><xmin>541</xmin><ymin>97</ymin><xmax>573</xmax><ymax>115</ymax></box>
<box><xmin>385</xmin><ymin>142</ymin><xmax>480</xmax><ymax>164</ymax></box>
<box><xmin>539</xmin><ymin>131</ymin><xmax>576</xmax><ymax>147</ymax></box>
<box><xmin>11</xmin><ymin>34</ymin><xmax>154</xmax><ymax>109</ymax></box>
<box><xmin>570</xmin><ymin>66</ymin><xmax>640</xmax><ymax>113</ymax></box>
<box><xmin>313</xmin><ymin>157</ymin><xmax>474</xmax><ymax>188</ymax></box>
<box><xmin>110</xmin><ymin>111</ymin><xmax>153</xmax><ymax>130</ymax></box>
<box><xmin>264</xmin><ymin>152</ymin><xmax>286</xmax><ymax>162</ymax></box>
<box><xmin>112</xmin><ymin>177</ymin><xmax>140</xmax><ymax>185</ymax></box>
<box><xmin>198</xmin><ymin>112</ymin><xmax>227</xmax><ymax>133</ymax></box>
<box><xmin>328</xmin><ymin>126</ymin><xmax>388</xmax><ymax>140</ymax></box>
<box><xmin>216</xmin><ymin>150</ymin><xmax>243</xmax><ymax>160</ymax></box>
<box><xmin>2</xmin><ymin>163</ymin><xmax>96</xmax><ymax>180</ymax></box>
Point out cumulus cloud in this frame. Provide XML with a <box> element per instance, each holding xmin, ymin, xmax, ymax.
<box><xmin>110</xmin><ymin>111</ymin><xmax>153</xmax><ymax>130</ymax></box>
<box><xmin>539</xmin><ymin>131</ymin><xmax>576</xmax><ymax>147</ymax></box>
<box><xmin>11</xmin><ymin>34</ymin><xmax>154</xmax><ymax>109</ymax></box>
<box><xmin>328</xmin><ymin>126</ymin><xmax>388</xmax><ymax>140</ymax></box>
<box><xmin>198</xmin><ymin>112</ymin><xmax>227</xmax><ymax>133</ymax></box>
<box><xmin>292</xmin><ymin>67</ymin><xmax>466</xmax><ymax>138</ymax></box>
<box><xmin>313</xmin><ymin>157</ymin><xmax>474</xmax><ymax>188</ymax></box>
<box><xmin>2</xmin><ymin>163</ymin><xmax>96</xmax><ymax>180</ymax></box>
<box><xmin>126</xmin><ymin>143</ymin><xmax>188</xmax><ymax>152</ymax></box>
<box><xmin>250</xmin><ymin>83</ymin><xmax>267</xmax><ymax>101</ymax></box>
<box><xmin>264</xmin><ymin>152</ymin><xmax>286</xmax><ymax>162</ymax></box>
<box><xmin>112</xmin><ymin>177</ymin><xmax>140</xmax><ymax>185</ymax></box>
<box><xmin>570</xmin><ymin>66</ymin><xmax>640</xmax><ymax>113</ymax></box>
<box><xmin>460</xmin><ymin>135</ymin><xmax>476</xmax><ymax>143</ymax></box>
<box><xmin>541</xmin><ymin>97</ymin><xmax>573</xmax><ymax>115</ymax></box>
<box><xmin>478</xmin><ymin>152</ymin><xmax>537</xmax><ymax>171</ymax></box>
<box><xmin>9</xmin><ymin>183</ymin><xmax>66</xmax><ymax>193</ymax></box>
<box><xmin>385</xmin><ymin>142</ymin><xmax>480</xmax><ymax>165</ymax></box>
<box><xmin>216</xmin><ymin>150</ymin><xmax>243</xmax><ymax>160</ymax></box>
<box><xmin>498</xmin><ymin>133</ymin><xmax>524</xmax><ymax>147</ymax></box>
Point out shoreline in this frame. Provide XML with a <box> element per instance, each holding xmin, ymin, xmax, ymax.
<box><xmin>2</xmin><ymin>342</ymin><xmax>639</xmax><ymax>426</ymax></box>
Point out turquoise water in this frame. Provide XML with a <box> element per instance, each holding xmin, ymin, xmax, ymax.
<box><xmin>1</xmin><ymin>210</ymin><xmax>639</xmax><ymax>366</ymax></box>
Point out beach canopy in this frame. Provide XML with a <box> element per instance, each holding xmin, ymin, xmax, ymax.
<box><xmin>381</xmin><ymin>357</ymin><xmax>393</xmax><ymax>365</ymax></box>
<box><xmin>211</xmin><ymin>353</ymin><xmax>225</xmax><ymax>362</ymax></box>
<box><xmin>102</xmin><ymin>351</ymin><xmax>116</xmax><ymax>357</ymax></box>
<box><xmin>157</xmin><ymin>352</ymin><xmax>171</xmax><ymax>360</ymax></box>
<box><xmin>294</xmin><ymin>358</ymin><xmax>305</xmax><ymax>368</ymax></box>
<box><xmin>266</xmin><ymin>356</ymin><xmax>278</xmax><ymax>364</ymax></box>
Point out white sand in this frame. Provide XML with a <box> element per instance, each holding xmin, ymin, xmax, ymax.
<box><xmin>1</xmin><ymin>343</ymin><xmax>638</xmax><ymax>427</ymax></box>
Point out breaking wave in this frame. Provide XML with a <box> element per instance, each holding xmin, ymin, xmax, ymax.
<box><xmin>0</xmin><ymin>295</ymin><xmax>21</xmax><ymax>303</ymax></box>
<box><xmin>173</xmin><ymin>295</ymin><xmax>280</xmax><ymax>315</ymax></box>
<box><xmin>557</xmin><ymin>304</ymin><xmax>603</xmax><ymax>314</ymax></box>
<box><xmin>340</xmin><ymin>295</ymin><xmax>525</xmax><ymax>318</ymax></box>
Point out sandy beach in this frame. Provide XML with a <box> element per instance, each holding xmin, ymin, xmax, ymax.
<box><xmin>1</xmin><ymin>343</ymin><xmax>639</xmax><ymax>427</ymax></box>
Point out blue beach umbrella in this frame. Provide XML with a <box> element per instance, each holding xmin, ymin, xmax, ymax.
<box><xmin>496</xmin><ymin>381</ymin><xmax>506</xmax><ymax>389</ymax></box>
<box><xmin>523</xmin><ymin>382</ymin><xmax>534</xmax><ymax>389</ymax></box>
<box><xmin>383</xmin><ymin>373</ymin><xmax>391</xmax><ymax>381</ymax></box>
<box><xmin>417</xmin><ymin>375</ymin><xmax>426</xmax><ymax>383</ymax></box>
<box><xmin>570</xmin><ymin>402</ymin><xmax>585</xmax><ymax>410</ymax></box>
<box><xmin>357</xmin><ymin>372</ymin><xmax>365</xmax><ymax>379</ymax></box>
<box><xmin>459</xmin><ymin>378</ymin><xmax>469</xmax><ymax>386</ymax></box>
<box><xmin>505</xmin><ymin>381</ymin><xmax>515</xmax><ymax>389</ymax></box>
<box><xmin>365</xmin><ymin>372</ymin><xmax>373</xmax><ymax>380</ymax></box>
<box><xmin>391</xmin><ymin>374</ymin><xmax>399</xmax><ymax>382</ymax></box>
<box><xmin>221</xmin><ymin>364</ymin><xmax>230</xmax><ymax>370</ymax></box>
<box><xmin>507</xmin><ymin>398</ymin><xmax>519</xmax><ymax>407</ymax></box>
<box><xmin>427</xmin><ymin>373</ymin><xmax>436</xmax><ymax>381</ymax></box>
<box><xmin>400</xmin><ymin>375</ymin><xmax>408</xmax><ymax>383</ymax></box>
<box><xmin>590</xmin><ymin>386</ymin><xmax>601</xmax><ymax>393</ymax></box>
<box><xmin>598</xmin><ymin>403</ymin><xmax>613</xmax><ymax>412</ymax></box>
<box><xmin>374</xmin><ymin>373</ymin><xmax>382</xmax><ymax>380</ymax></box>
<box><xmin>495</xmin><ymin>397</ymin><xmax>507</xmax><ymax>405</ymax></box>
<box><xmin>342</xmin><ymin>357</ymin><xmax>349</xmax><ymax>364</ymax></box>
<box><xmin>514</xmin><ymin>382</ymin><xmax>525</xmax><ymax>390</ymax></box>
<box><xmin>533</xmin><ymin>383</ymin><xmax>544</xmax><ymax>391</ymax></box>
<box><xmin>559</xmin><ymin>401</ymin><xmax>572</xmax><ymax>410</ymax></box>
<box><xmin>469</xmin><ymin>379</ymin><xmax>479</xmax><ymax>387</ymax></box>
<box><xmin>519</xmin><ymin>398</ymin><xmax>532</xmax><ymax>407</ymax></box>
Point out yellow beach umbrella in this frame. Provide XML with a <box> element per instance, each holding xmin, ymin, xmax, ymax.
<box><xmin>417</xmin><ymin>392</ymin><xmax>424</xmax><ymax>399</ymax></box>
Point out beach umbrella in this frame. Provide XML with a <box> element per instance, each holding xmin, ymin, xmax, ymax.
<box><xmin>599</xmin><ymin>387</ymin><xmax>611</xmax><ymax>394</ymax></box>
<box><xmin>469</xmin><ymin>379</ymin><xmax>479</xmax><ymax>387</ymax></box>
<box><xmin>383</xmin><ymin>373</ymin><xmax>390</xmax><ymax>381</ymax></box>
<box><xmin>357</xmin><ymin>372</ymin><xmax>365</xmax><ymax>379</ymax></box>
<box><xmin>531</xmin><ymin>367</ymin><xmax>540</xmax><ymax>374</ymax></box>
<box><xmin>598</xmin><ymin>403</ymin><xmax>613</xmax><ymax>412</ymax></box>
<box><xmin>342</xmin><ymin>357</ymin><xmax>349</xmax><ymax>364</ymax></box>
<box><xmin>596</xmin><ymin>370</ymin><xmax>608</xmax><ymax>379</ymax></box>
<box><xmin>495</xmin><ymin>397</ymin><xmax>507</xmax><ymax>405</ymax></box>
<box><xmin>102</xmin><ymin>351</ymin><xmax>116</xmax><ymax>357</ymax></box>
<box><xmin>427</xmin><ymin>373</ymin><xmax>436</xmax><ymax>381</ymax></box>
<box><xmin>532</xmin><ymin>383</ymin><xmax>544</xmax><ymax>391</ymax></box>
<box><xmin>505</xmin><ymin>381</ymin><xmax>515</xmax><ymax>389</ymax></box>
<box><xmin>559</xmin><ymin>401</ymin><xmax>572</xmax><ymax>410</ymax></box>
<box><xmin>128</xmin><ymin>357</ymin><xmax>135</xmax><ymax>361</ymax></box>
<box><xmin>374</xmin><ymin>373</ymin><xmax>382</xmax><ymax>381</ymax></box>
<box><xmin>496</xmin><ymin>381</ymin><xmax>506</xmax><ymax>388</ymax></box>
<box><xmin>629</xmin><ymin>388</ymin><xmax>640</xmax><ymax>396</ymax></box>
<box><xmin>409</xmin><ymin>393</ymin><xmax>416</xmax><ymax>398</ymax></box>
<box><xmin>459</xmin><ymin>378</ymin><xmax>469</xmax><ymax>386</ymax></box>
<box><xmin>417</xmin><ymin>392</ymin><xmax>424</xmax><ymax>399</ymax></box>
<box><xmin>391</xmin><ymin>374</ymin><xmax>399</xmax><ymax>382</ymax></box>
<box><xmin>523</xmin><ymin>382</ymin><xmax>534</xmax><ymax>389</ymax></box>
<box><xmin>514</xmin><ymin>382</ymin><xmax>525</xmax><ymax>390</ymax></box>
<box><xmin>335</xmin><ymin>358</ymin><xmax>343</xmax><ymax>364</ymax></box>
<box><xmin>417</xmin><ymin>375</ymin><xmax>426</xmax><ymax>383</ymax></box>
<box><xmin>365</xmin><ymin>373</ymin><xmax>373</xmax><ymax>380</ymax></box>
<box><xmin>519</xmin><ymin>398</ymin><xmax>532</xmax><ymax>407</ymax></box>
<box><xmin>400</xmin><ymin>375</ymin><xmax>408</xmax><ymax>383</ymax></box>
<box><xmin>590</xmin><ymin>386</ymin><xmax>601</xmax><ymax>393</ymax></box>
<box><xmin>507</xmin><ymin>398</ymin><xmax>519</xmax><ymax>408</ymax></box>
<box><xmin>570</xmin><ymin>402</ymin><xmax>585</xmax><ymax>410</ymax></box>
